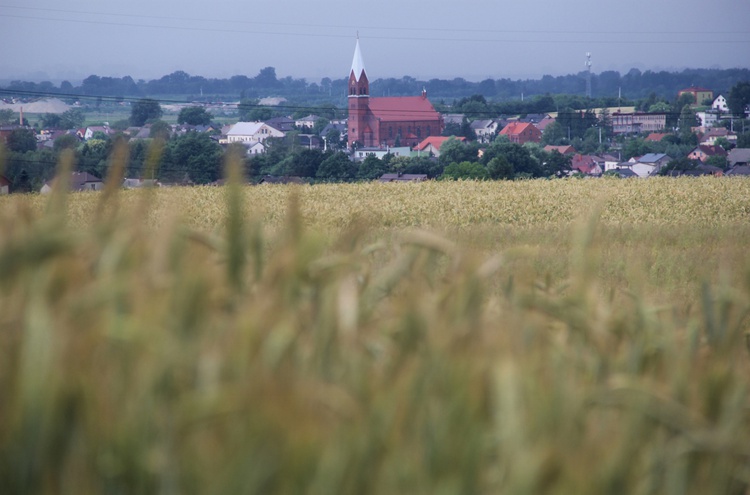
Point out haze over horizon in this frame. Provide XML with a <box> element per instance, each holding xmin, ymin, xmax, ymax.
<box><xmin>2</xmin><ymin>0</ymin><xmax>749</xmax><ymax>84</ymax></box>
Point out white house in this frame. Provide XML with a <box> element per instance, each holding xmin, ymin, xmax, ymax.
<box><xmin>696</xmin><ymin>111</ymin><xmax>719</xmax><ymax>128</ymax></box>
<box><xmin>41</xmin><ymin>171</ymin><xmax>104</xmax><ymax>193</ymax></box>
<box><xmin>244</xmin><ymin>141</ymin><xmax>267</xmax><ymax>155</ymax></box>
<box><xmin>602</xmin><ymin>154</ymin><xmax>621</xmax><ymax>172</ymax></box>
<box><xmin>226</xmin><ymin>122</ymin><xmax>285</xmax><ymax>144</ymax></box>
<box><xmin>353</xmin><ymin>146</ymin><xmax>411</xmax><ymax>161</ymax></box>
<box><xmin>84</xmin><ymin>126</ymin><xmax>111</xmax><ymax>140</ymax></box>
<box><xmin>470</xmin><ymin>119</ymin><xmax>499</xmax><ymax>143</ymax></box>
<box><xmin>294</xmin><ymin>115</ymin><xmax>320</xmax><ymax>130</ymax></box>
<box><xmin>628</xmin><ymin>153</ymin><xmax>671</xmax><ymax>177</ymax></box>
<box><xmin>712</xmin><ymin>95</ymin><xmax>729</xmax><ymax>113</ymax></box>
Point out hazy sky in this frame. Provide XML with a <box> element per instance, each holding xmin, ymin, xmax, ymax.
<box><xmin>2</xmin><ymin>0</ymin><xmax>749</xmax><ymax>83</ymax></box>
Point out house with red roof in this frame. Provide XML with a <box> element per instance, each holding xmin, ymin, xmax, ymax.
<box><xmin>570</xmin><ymin>154</ymin><xmax>603</xmax><ymax>176</ymax></box>
<box><xmin>414</xmin><ymin>136</ymin><xmax>465</xmax><ymax>157</ymax></box>
<box><xmin>699</xmin><ymin>128</ymin><xmax>736</xmax><ymax>146</ymax></box>
<box><xmin>543</xmin><ymin>145</ymin><xmax>576</xmax><ymax>155</ymax></box>
<box><xmin>645</xmin><ymin>132</ymin><xmax>669</xmax><ymax>142</ymax></box>
<box><xmin>688</xmin><ymin>145</ymin><xmax>728</xmax><ymax>162</ymax></box>
<box><xmin>498</xmin><ymin>122</ymin><xmax>542</xmax><ymax>144</ymax></box>
<box><xmin>347</xmin><ymin>38</ymin><xmax>443</xmax><ymax>148</ymax></box>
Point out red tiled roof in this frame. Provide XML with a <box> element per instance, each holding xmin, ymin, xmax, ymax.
<box><xmin>535</xmin><ymin>117</ymin><xmax>556</xmax><ymax>132</ymax></box>
<box><xmin>499</xmin><ymin>121</ymin><xmax>535</xmax><ymax>136</ymax></box>
<box><xmin>695</xmin><ymin>145</ymin><xmax>727</xmax><ymax>157</ymax></box>
<box><xmin>368</xmin><ymin>96</ymin><xmax>441</xmax><ymax>122</ymax></box>
<box><xmin>645</xmin><ymin>132</ymin><xmax>669</xmax><ymax>142</ymax></box>
<box><xmin>680</xmin><ymin>87</ymin><xmax>712</xmax><ymax>93</ymax></box>
<box><xmin>544</xmin><ymin>145</ymin><xmax>576</xmax><ymax>155</ymax></box>
<box><xmin>571</xmin><ymin>154</ymin><xmax>600</xmax><ymax>174</ymax></box>
<box><xmin>414</xmin><ymin>136</ymin><xmax>464</xmax><ymax>151</ymax></box>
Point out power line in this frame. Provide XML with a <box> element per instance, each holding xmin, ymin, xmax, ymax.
<box><xmin>2</xmin><ymin>4</ymin><xmax>748</xmax><ymax>37</ymax></box>
<box><xmin>1</xmin><ymin>12</ymin><xmax>748</xmax><ymax>45</ymax></box>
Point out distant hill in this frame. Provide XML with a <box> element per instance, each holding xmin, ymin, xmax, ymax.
<box><xmin>2</xmin><ymin>67</ymin><xmax>748</xmax><ymax>104</ymax></box>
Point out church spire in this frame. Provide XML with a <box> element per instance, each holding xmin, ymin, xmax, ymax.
<box><xmin>350</xmin><ymin>35</ymin><xmax>366</xmax><ymax>83</ymax></box>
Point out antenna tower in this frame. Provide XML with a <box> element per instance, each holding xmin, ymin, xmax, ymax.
<box><xmin>585</xmin><ymin>52</ymin><xmax>592</xmax><ymax>98</ymax></box>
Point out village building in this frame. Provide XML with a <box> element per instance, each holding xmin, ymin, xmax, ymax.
<box><xmin>347</xmin><ymin>38</ymin><xmax>443</xmax><ymax>149</ymax></box>
<box><xmin>413</xmin><ymin>136</ymin><xmax>465</xmax><ymax>158</ymax></box>
<box><xmin>611</xmin><ymin>112</ymin><xmax>667</xmax><ymax>135</ymax></box>
<box><xmin>225</xmin><ymin>122</ymin><xmax>285</xmax><ymax>144</ymax></box>
<box><xmin>678</xmin><ymin>87</ymin><xmax>714</xmax><ymax>106</ymax></box>
<box><xmin>688</xmin><ymin>145</ymin><xmax>728</xmax><ymax>162</ymax></box>
<box><xmin>498</xmin><ymin>122</ymin><xmax>542</xmax><ymax>144</ymax></box>
<box><xmin>543</xmin><ymin>145</ymin><xmax>576</xmax><ymax>155</ymax></box>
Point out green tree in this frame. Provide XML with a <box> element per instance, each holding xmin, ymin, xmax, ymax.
<box><xmin>705</xmin><ymin>155</ymin><xmax>729</xmax><ymax>170</ymax></box>
<box><xmin>149</xmin><ymin>120</ymin><xmax>172</xmax><ymax>140</ymax></box>
<box><xmin>728</xmin><ymin>81</ymin><xmax>750</xmax><ymax>117</ymax></box>
<box><xmin>178</xmin><ymin>106</ymin><xmax>213</xmax><ymax>125</ymax></box>
<box><xmin>736</xmin><ymin>132</ymin><xmax>750</xmax><ymax>148</ymax></box>
<box><xmin>40</xmin><ymin>113</ymin><xmax>62</xmax><ymax>128</ymax></box>
<box><xmin>285</xmin><ymin>149</ymin><xmax>326</xmax><ymax>178</ymax></box>
<box><xmin>325</xmin><ymin>129</ymin><xmax>341</xmax><ymax>150</ymax></box>
<box><xmin>648</xmin><ymin>101</ymin><xmax>671</xmax><ymax>113</ymax></box>
<box><xmin>110</xmin><ymin>119</ymin><xmax>131</xmax><ymax>131</ymax></box>
<box><xmin>623</xmin><ymin>138</ymin><xmax>653</xmax><ymax>160</ymax></box>
<box><xmin>541</xmin><ymin>150</ymin><xmax>573</xmax><ymax>177</ymax></box>
<box><xmin>312</xmin><ymin>118</ymin><xmax>330</xmax><ymax>136</ymax></box>
<box><xmin>357</xmin><ymin>155</ymin><xmax>389</xmax><ymax>180</ymax></box>
<box><xmin>438</xmin><ymin>137</ymin><xmax>477</xmax><ymax>168</ymax></box>
<box><xmin>238</xmin><ymin>99</ymin><xmax>274</xmax><ymax>122</ymax></box>
<box><xmin>659</xmin><ymin>157</ymin><xmax>698</xmax><ymax>175</ymax></box>
<box><xmin>59</xmin><ymin>109</ymin><xmax>85</xmax><ymax>130</ymax></box>
<box><xmin>79</xmin><ymin>138</ymin><xmax>110</xmax><ymax>177</ymax></box>
<box><xmin>0</xmin><ymin>109</ymin><xmax>15</xmax><ymax>125</ymax></box>
<box><xmin>163</xmin><ymin>132</ymin><xmax>222</xmax><ymax>184</ymax></box>
<box><xmin>6</xmin><ymin>128</ymin><xmax>37</xmax><ymax>153</ymax></box>
<box><xmin>482</xmin><ymin>141</ymin><xmax>541</xmax><ymax>177</ymax></box>
<box><xmin>486</xmin><ymin>156</ymin><xmax>513</xmax><ymax>180</ymax></box>
<box><xmin>316</xmin><ymin>152</ymin><xmax>355</xmax><ymax>180</ymax></box>
<box><xmin>541</xmin><ymin>121</ymin><xmax>566</xmax><ymax>146</ymax></box>
<box><xmin>130</xmin><ymin>98</ymin><xmax>163</xmax><ymax>126</ymax></box>
<box><xmin>714</xmin><ymin>137</ymin><xmax>733</xmax><ymax>151</ymax></box>
<box><xmin>53</xmin><ymin>134</ymin><xmax>80</xmax><ymax>152</ymax></box>
<box><xmin>441</xmin><ymin>161</ymin><xmax>488</xmax><ymax>180</ymax></box>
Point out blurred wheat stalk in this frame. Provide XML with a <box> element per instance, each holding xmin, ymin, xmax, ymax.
<box><xmin>1</xmin><ymin>143</ymin><xmax>749</xmax><ymax>494</ymax></box>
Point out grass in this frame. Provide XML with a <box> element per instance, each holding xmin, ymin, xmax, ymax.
<box><xmin>1</xmin><ymin>149</ymin><xmax>750</xmax><ymax>494</ymax></box>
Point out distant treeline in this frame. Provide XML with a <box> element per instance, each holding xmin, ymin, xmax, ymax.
<box><xmin>3</xmin><ymin>66</ymin><xmax>749</xmax><ymax>104</ymax></box>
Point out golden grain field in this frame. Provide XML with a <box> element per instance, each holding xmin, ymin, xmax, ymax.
<box><xmin>1</xmin><ymin>165</ymin><xmax>750</xmax><ymax>494</ymax></box>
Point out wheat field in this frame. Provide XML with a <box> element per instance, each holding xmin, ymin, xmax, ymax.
<box><xmin>1</xmin><ymin>153</ymin><xmax>750</xmax><ymax>494</ymax></box>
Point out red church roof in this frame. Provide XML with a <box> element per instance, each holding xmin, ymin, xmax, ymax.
<box><xmin>368</xmin><ymin>96</ymin><xmax>441</xmax><ymax>123</ymax></box>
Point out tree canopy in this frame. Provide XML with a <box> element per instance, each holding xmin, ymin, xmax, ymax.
<box><xmin>178</xmin><ymin>106</ymin><xmax>213</xmax><ymax>126</ymax></box>
<box><xmin>130</xmin><ymin>98</ymin><xmax>163</xmax><ymax>126</ymax></box>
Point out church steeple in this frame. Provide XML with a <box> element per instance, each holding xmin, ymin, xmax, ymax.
<box><xmin>350</xmin><ymin>36</ymin><xmax>366</xmax><ymax>83</ymax></box>
<box><xmin>349</xmin><ymin>36</ymin><xmax>369</xmax><ymax>97</ymax></box>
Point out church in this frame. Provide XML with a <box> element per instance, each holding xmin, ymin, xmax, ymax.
<box><xmin>348</xmin><ymin>39</ymin><xmax>443</xmax><ymax>149</ymax></box>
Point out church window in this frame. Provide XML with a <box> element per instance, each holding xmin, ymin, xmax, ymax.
<box><xmin>416</xmin><ymin>127</ymin><xmax>422</xmax><ymax>138</ymax></box>
<box><xmin>389</xmin><ymin>127</ymin><xmax>393</xmax><ymax>138</ymax></box>
<box><xmin>426</xmin><ymin>126</ymin><xmax>431</xmax><ymax>136</ymax></box>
